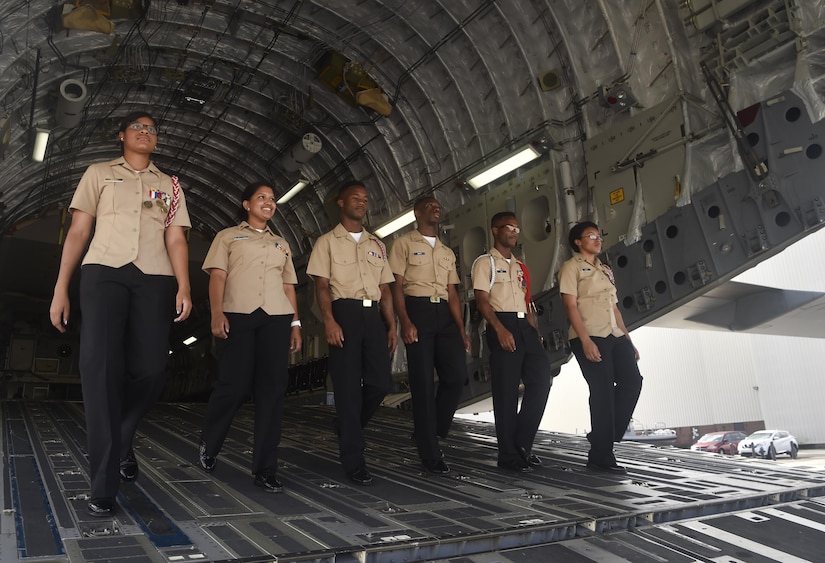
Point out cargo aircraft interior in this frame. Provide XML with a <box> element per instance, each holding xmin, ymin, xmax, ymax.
<box><xmin>2</xmin><ymin>1</ymin><xmax>825</xmax><ymax>561</ymax></box>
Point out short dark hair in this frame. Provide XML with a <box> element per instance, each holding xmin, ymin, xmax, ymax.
<box><xmin>490</xmin><ymin>211</ymin><xmax>516</xmax><ymax>228</ymax></box>
<box><xmin>118</xmin><ymin>111</ymin><xmax>156</xmax><ymax>133</ymax></box>
<box><xmin>240</xmin><ymin>181</ymin><xmax>274</xmax><ymax>219</ymax></box>
<box><xmin>413</xmin><ymin>195</ymin><xmax>437</xmax><ymax>213</ymax></box>
<box><xmin>568</xmin><ymin>221</ymin><xmax>599</xmax><ymax>252</ymax></box>
<box><xmin>337</xmin><ymin>180</ymin><xmax>366</xmax><ymax>200</ymax></box>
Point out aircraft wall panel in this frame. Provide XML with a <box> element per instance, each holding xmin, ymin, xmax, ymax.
<box><xmin>693</xmin><ymin>175</ymin><xmax>755</xmax><ymax>274</ymax></box>
<box><xmin>746</xmin><ymin>93</ymin><xmax>825</xmax><ymax>214</ymax></box>
<box><xmin>506</xmin><ymin>163</ymin><xmax>558</xmax><ymax>296</ymax></box>
<box><xmin>585</xmin><ymin>100</ymin><xmax>686</xmax><ymax>248</ymax></box>
<box><xmin>447</xmin><ymin>197</ymin><xmax>488</xmax><ymax>301</ymax></box>
<box><xmin>608</xmin><ymin>179</ymin><xmax>763</xmax><ymax>329</ymax></box>
<box><xmin>595</xmin><ymin>167</ymin><xmax>637</xmax><ymax>245</ymax></box>
<box><xmin>609</xmin><ymin>221</ymin><xmax>671</xmax><ymax>320</ymax></box>
<box><xmin>716</xmin><ymin>172</ymin><xmax>803</xmax><ymax>255</ymax></box>
<box><xmin>8</xmin><ymin>336</ymin><xmax>34</xmax><ymax>371</ymax></box>
<box><xmin>639</xmin><ymin>148</ymin><xmax>684</xmax><ymax>224</ymax></box>
<box><xmin>651</xmin><ymin>207</ymin><xmax>717</xmax><ymax>304</ymax></box>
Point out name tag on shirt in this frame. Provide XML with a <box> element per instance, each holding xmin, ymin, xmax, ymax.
<box><xmin>413</xmin><ymin>251</ymin><xmax>426</xmax><ymax>256</ymax></box>
<box><xmin>233</xmin><ymin>236</ymin><xmax>250</xmax><ymax>240</ymax></box>
<box><xmin>496</xmin><ymin>268</ymin><xmax>507</xmax><ymax>274</ymax></box>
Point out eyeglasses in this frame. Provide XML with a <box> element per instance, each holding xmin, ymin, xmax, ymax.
<box><xmin>495</xmin><ymin>224</ymin><xmax>520</xmax><ymax>234</ymax></box>
<box><xmin>580</xmin><ymin>233</ymin><xmax>603</xmax><ymax>241</ymax></box>
<box><xmin>127</xmin><ymin>122</ymin><xmax>158</xmax><ymax>135</ymax></box>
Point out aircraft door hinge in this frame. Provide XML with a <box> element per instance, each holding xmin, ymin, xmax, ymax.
<box><xmin>802</xmin><ymin>197</ymin><xmax>825</xmax><ymax>227</ymax></box>
<box><xmin>688</xmin><ymin>261</ymin><xmax>713</xmax><ymax>288</ymax></box>
<box><xmin>744</xmin><ymin>225</ymin><xmax>769</xmax><ymax>255</ymax></box>
<box><xmin>634</xmin><ymin>287</ymin><xmax>655</xmax><ymax>311</ymax></box>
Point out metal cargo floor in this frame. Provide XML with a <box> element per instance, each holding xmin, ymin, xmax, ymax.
<box><xmin>3</xmin><ymin>399</ymin><xmax>825</xmax><ymax>562</ymax></box>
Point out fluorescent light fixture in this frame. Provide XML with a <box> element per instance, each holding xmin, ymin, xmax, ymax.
<box><xmin>277</xmin><ymin>180</ymin><xmax>308</xmax><ymax>204</ymax></box>
<box><xmin>183</xmin><ymin>336</ymin><xmax>198</xmax><ymax>346</ymax></box>
<box><xmin>467</xmin><ymin>146</ymin><xmax>541</xmax><ymax>189</ymax></box>
<box><xmin>375</xmin><ymin>209</ymin><xmax>416</xmax><ymax>238</ymax></box>
<box><xmin>32</xmin><ymin>126</ymin><xmax>50</xmax><ymax>162</ymax></box>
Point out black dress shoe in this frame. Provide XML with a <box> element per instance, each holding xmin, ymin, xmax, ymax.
<box><xmin>421</xmin><ymin>458</ymin><xmax>450</xmax><ymax>475</ymax></box>
<box><xmin>586</xmin><ymin>461</ymin><xmax>628</xmax><ymax>474</ymax></box>
<box><xmin>198</xmin><ymin>442</ymin><xmax>216</xmax><ymax>472</ymax></box>
<box><xmin>497</xmin><ymin>459</ymin><xmax>533</xmax><ymax>472</ymax></box>
<box><xmin>517</xmin><ymin>447</ymin><xmax>542</xmax><ymax>467</ymax></box>
<box><xmin>253</xmin><ymin>469</ymin><xmax>283</xmax><ymax>493</ymax></box>
<box><xmin>87</xmin><ymin>497</ymin><xmax>115</xmax><ymax>517</ymax></box>
<box><xmin>119</xmin><ymin>450</ymin><xmax>138</xmax><ymax>482</ymax></box>
<box><xmin>347</xmin><ymin>466</ymin><xmax>374</xmax><ymax>486</ymax></box>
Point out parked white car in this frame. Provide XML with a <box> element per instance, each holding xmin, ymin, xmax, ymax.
<box><xmin>738</xmin><ymin>430</ymin><xmax>799</xmax><ymax>460</ymax></box>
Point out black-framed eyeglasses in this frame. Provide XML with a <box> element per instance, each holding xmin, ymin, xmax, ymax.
<box><xmin>581</xmin><ymin>233</ymin><xmax>603</xmax><ymax>241</ymax></box>
<box><xmin>128</xmin><ymin>122</ymin><xmax>158</xmax><ymax>135</ymax></box>
<box><xmin>495</xmin><ymin>224</ymin><xmax>520</xmax><ymax>234</ymax></box>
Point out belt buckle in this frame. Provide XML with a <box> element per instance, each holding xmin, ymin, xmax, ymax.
<box><xmin>362</xmin><ymin>299</ymin><xmax>372</xmax><ymax>308</ymax></box>
<box><xmin>517</xmin><ymin>311</ymin><xmax>526</xmax><ymax>319</ymax></box>
<box><xmin>429</xmin><ymin>295</ymin><xmax>441</xmax><ymax>303</ymax></box>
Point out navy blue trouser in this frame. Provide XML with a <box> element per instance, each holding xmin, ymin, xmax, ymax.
<box><xmin>329</xmin><ymin>299</ymin><xmax>392</xmax><ymax>472</ymax></box>
<box><xmin>570</xmin><ymin>335</ymin><xmax>643</xmax><ymax>466</ymax></box>
<box><xmin>404</xmin><ymin>296</ymin><xmax>467</xmax><ymax>461</ymax></box>
<box><xmin>202</xmin><ymin>309</ymin><xmax>291</xmax><ymax>474</ymax></box>
<box><xmin>79</xmin><ymin>263</ymin><xmax>175</xmax><ymax>499</ymax></box>
<box><xmin>487</xmin><ymin>313</ymin><xmax>553</xmax><ymax>464</ymax></box>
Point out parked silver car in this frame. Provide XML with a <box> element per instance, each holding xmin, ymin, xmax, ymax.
<box><xmin>738</xmin><ymin>430</ymin><xmax>799</xmax><ymax>460</ymax></box>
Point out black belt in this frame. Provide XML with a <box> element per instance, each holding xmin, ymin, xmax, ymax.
<box><xmin>406</xmin><ymin>295</ymin><xmax>447</xmax><ymax>304</ymax></box>
<box><xmin>496</xmin><ymin>311</ymin><xmax>528</xmax><ymax>319</ymax></box>
<box><xmin>335</xmin><ymin>298</ymin><xmax>378</xmax><ymax>308</ymax></box>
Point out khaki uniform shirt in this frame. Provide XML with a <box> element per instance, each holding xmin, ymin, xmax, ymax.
<box><xmin>388</xmin><ymin>230</ymin><xmax>459</xmax><ymax>300</ymax></box>
<box><xmin>471</xmin><ymin>248</ymin><xmax>528</xmax><ymax>313</ymax></box>
<box><xmin>558</xmin><ymin>254</ymin><xmax>624</xmax><ymax>339</ymax></box>
<box><xmin>202</xmin><ymin>222</ymin><xmax>298</xmax><ymax>315</ymax></box>
<box><xmin>69</xmin><ymin>157</ymin><xmax>191</xmax><ymax>276</ymax></box>
<box><xmin>306</xmin><ymin>223</ymin><xmax>394</xmax><ymax>301</ymax></box>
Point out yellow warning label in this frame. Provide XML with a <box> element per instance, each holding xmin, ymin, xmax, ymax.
<box><xmin>609</xmin><ymin>188</ymin><xmax>625</xmax><ymax>205</ymax></box>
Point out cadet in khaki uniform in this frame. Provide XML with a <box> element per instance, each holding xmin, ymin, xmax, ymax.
<box><xmin>559</xmin><ymin>221</ymin><xmax>642</xmax><ymax>474</ymax></box>
<box><xmin>198</xmin><ymin>182</ymin><xmax>302</xmax><ymax>493</ymax></box>
<box><xmin>306</xmin><ymin>180</ymin><xmax>397</xmax><ymax>486</ymax></box>
<box><xmin>472</xmin><ymin>211</ymin><xmax>552</xmax><ymax>472</ymax></box>
<box><xmin>389</xmin><ymin>196</ymin><xmax>469</xmax><ymax>475</ymax></box>
<box><xmin>50</xmin><ymin>112</ymin><xmax>192</xmax><ymax>517</ymax></box>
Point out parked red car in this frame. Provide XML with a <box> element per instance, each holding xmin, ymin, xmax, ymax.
<box><xmin>690</xmin><ymin>431</ymin><xmax>748</xmax><ymax>455</ymax></box>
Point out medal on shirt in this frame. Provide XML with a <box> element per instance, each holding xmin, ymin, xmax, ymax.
<box><xmin>147</xmin><ymin>188</ymin><xmax>170</xmax><ymax>214</ymax></box>
<box><xmin>516</xmin><ymin>266</ymin><xmax>527</xmax><ymax>294</ymax></box>
<box><xmin>274</xmin><ymin>241</ymin><xmax>289</xmax><ymax>256</ymax></box>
